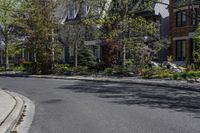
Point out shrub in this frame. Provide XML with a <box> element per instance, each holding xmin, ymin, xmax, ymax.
<box><xmin>78</xmin><ymin>48</ymin><xmax>97</xmax><ymax>68</ymax></box>
<box><xmin>113</xmin><ymin>65</ymin><xmax>124</xmax><ymax>74</ymax></box>
<box><xmin>159</xmin><ymin>70</ymin><xmax>173</xmax><ymax>79</ymax></box>
<box><xmin>187</xmin><ymin>71</ymin><xmax>200</xmax><ymax>79</ymax></box>
<box><xmin>54</xmin><ymin>64</ymin><xmax>70</xmax><ymax>74</ymax></box>
<box><xmin>104</xmin><ymin>68</ymin><xmax>114</xmax><ymax>75</ymax></box>
<box><xmin>179</xmin><ymin>72</ymin><xmax>188</xmax><ymax>79</ymax></box>
<box><xmin>178</xmin><ymin>66</ymin><xmax>186</xmax><ymax>72</ymax></box>
<box><xmin>124</xmin><ymin>59</ymin><xmax>148</xmax><ymax>74</ymax></box>
<box><xmin>22</xmin><ymin>61</ymin><xmax>38</xmax><ymax>74</ymax></box>
<box><xmin>173</xmin><ymin>73</ymin><xmax>178</xmax><ymax>80</ymax></box>
<box><xmin>74</xmin><ymin>66</ymin><xmax>89</xmax><ymax>75</ymax></box>
<box><xmin>12</xmin><ymin>66</ymin><xmax>25</xmax><ymax>72</ymax></box>
<box><xmin>142</xmin><ymin>66</ymin><xmax>162</xmax><ymax>78</ymax></box>
<box><xmin>187</xmin><ymin>64</ymin><xmax>196</xmax><ymax>71</ymax></box>
<box><xmin>142</xmin><ymin>66</ymin><xmax>175</xmax><ymax>79</ymax></box>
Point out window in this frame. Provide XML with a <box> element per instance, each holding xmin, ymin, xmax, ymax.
<box><xmin>191</xmin><ymin>9</ymin><xmax>197</xmax><ymax>25</ymax></box>
<box><xmin>176</xmin><ymin>40</ymin><xmax>186</xmax><ymax>61</ymax></box>
<box><xmin>176</xmin><ymin>11</ymin><xmax>186</xmax><ymax>27</ymax></box>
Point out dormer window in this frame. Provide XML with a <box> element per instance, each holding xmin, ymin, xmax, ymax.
<box><xmin>191</xmin><ymin>9</ymin><xmax>197</xmax><ymax>25</ymax></box>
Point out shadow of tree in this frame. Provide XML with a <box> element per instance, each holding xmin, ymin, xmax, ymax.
<box><xmin>57</xmin><ymin>81</ymin><xmax>200</xmax><ymax>117</ymax></box>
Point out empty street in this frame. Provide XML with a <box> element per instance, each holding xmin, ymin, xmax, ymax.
<box><xmin>0</xmin><ymin>77</ymin><xmax>200</xmax><ymax>133</ymax></box>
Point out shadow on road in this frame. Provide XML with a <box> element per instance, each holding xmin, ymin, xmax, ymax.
<box><xmin>57</xmin><ymin>81</ymin><xmax>200</xmax><ymax>118</ymax></box>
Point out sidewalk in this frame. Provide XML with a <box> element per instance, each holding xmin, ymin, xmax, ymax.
<box><xmin>0</xmin><ymin>90</ymin><xmax>24</xmax><ymax>133</ymax></box>
<box><xmin>29</xmin><ymin>75</ymin><xmax>200</xmax><ymax>92</ymax></box>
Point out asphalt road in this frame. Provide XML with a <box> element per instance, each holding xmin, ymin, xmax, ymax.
<box><xmin>0</xmin><ymin>77</ymin><xmax>200</xmax><ymax>133</ymax></box>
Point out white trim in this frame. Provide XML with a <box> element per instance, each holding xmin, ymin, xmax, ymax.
<box><xmin>173</xmin><ymin>36</ymin><xmax>189</xmax><ymax>41</ymax></box>
<box><xmin>173</xmin><ymin>32</ymin><xmax>197</xmax><ymax>41</ymax></box>
<box><xmin>84</xmin><ymin>40</ymin><xmax>101</xmax><ymax>46</ymax></box>
<box><xmin>173</xmin><ymin>5</ymin><xmax>199</xmax><ymax>12</ymax></box>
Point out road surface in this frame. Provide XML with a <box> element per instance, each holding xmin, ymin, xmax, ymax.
<box><xmin>0</xmin><ymin>77</ymin><xmax>200</xmax><ymax>133</ymax></box>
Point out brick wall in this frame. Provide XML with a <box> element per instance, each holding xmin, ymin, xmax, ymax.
<box><xmin>169</xmin><ymin>0</ymin><xmax>200</xmax><ymax>62</ymax></box>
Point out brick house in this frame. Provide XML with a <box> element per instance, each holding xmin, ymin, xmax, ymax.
<box><xmin>169</xmin><ymin>0</ymin><xmax>200</xmax><ymax>65</ymax></box>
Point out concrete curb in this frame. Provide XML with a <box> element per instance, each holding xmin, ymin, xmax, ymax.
<box><xmin>0</xmin><ymin>90</ymin><xmax>35</xmax><ymax>133</ymax></box>
<box><xmin>0</xmin><ymin>73</ymin><xmax>199</xmax><ymax>92</ymax></box>
<box><xmin>0</xmin><ymin>91</ymin><xmax>24</xmax><ymax>133</ymax></box>
<box><xmin>28</xmin><ymin>75</ymin><xmax>200</xmax><ymax>92</ymax></box>
<box><xmin>10</xmin><ymin>92</ymin><xmax>35</xmax><ymax>133</ymax></box>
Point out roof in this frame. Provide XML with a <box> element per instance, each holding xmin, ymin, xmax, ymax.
<box><xmin>174</xmin><ymin>0</ymin><xmax>200</xmax><ymax>6</ymax></box>
<box><xmin>134</xmin><ymin>0</ymin><xmax>169</xmax><ymax>18</ymax></box>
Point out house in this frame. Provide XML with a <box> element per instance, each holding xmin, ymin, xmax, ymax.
<box><xmin>59</xmin><ymin>0</ymin><xmax>169</xmax><ymax>65</ymax></box>
<box><xmin>169</xmin><ymin>0</ymin><xmax>200</xmax><ymax>65</ymax></box>
<box><xmin>58</xmin><ymin>0</ymin><xmax>112</xmax><ymax>64</ymax></box>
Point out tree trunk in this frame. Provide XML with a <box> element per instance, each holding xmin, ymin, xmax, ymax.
<box><xmin>51</xmin><ymin>46</ymin><xmax>55</xmax><ymax>70</ymax></box>
<box><xmin>52</xmin><ymin>48</ymin><xmax>55</xmax><ymax>63</ymax></box>
<box><xmin>22</xmin><ymin>48</ymin><xmax>25</xmax><ymax>60</ymax></box>
<box><xmin>0</xmin><ymin>49</ymin><xmax>3</xmax><ymax>65</ymax></box>
<box><xmin>62</xmin><ymin>46</ymin><xmax>66</xmax><ymax>63</ymax></box>
<box><xmin>34</xmin><ymin>52</ymin><xmax>37</xmax><ymax>62</ymax></box>
<box><xmin>5</xmin><ymin>44</ymin><xmax>9</xmax><ymax>69</ymax></box>
<box><xmin>122</xmin><ymin>43</ymin><xmax>126</xmax><ymax>67</ymax></box>
<box><xmin>74</xmin><ymin>43</ymin><xmax>78</xmax><ymax>68</ymax></box>
<box><xmin>51</xmin><ymin>29</ymin><xmax>55</xmax><ymax>67</ymax></box>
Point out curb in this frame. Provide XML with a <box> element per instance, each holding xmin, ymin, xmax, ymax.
<box><xmin>0</xmin><ymin>91</ymin><xmax>24</xmax><ymax>133</ymax></box>
<box><xmin>28</xmin><ymin>75</ymin><xmax>200</xmax><ymax>92</ymax></box>
<box><xmin>0</xmin><ymin>73</ymin><xmax>199</xmax><ymax>92</ymax></box>
<box><xmin>10</xmin><ymin>92</ymin><xmax>35</xmax><ymax>133</ymax></box>
<box><xmin>0</xmin><ymin>90</ymin><xmax>35</xmax><ymax>133</ymax></box>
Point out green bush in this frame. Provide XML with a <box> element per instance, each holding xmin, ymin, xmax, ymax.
<box><xmin>173</xmin><ymin>73</ymin><xmax>178</xmax><ymax>80</ymax></box>
<box><xmin>23</xmin><ymin>62</ymin><xmax>48</xmax><ymax>74</ymax></box>
<box><xmin>142</xmin><ymin>66</ymin><xmax>175</xmax><ymax>79</ymax></box>
<box><xmin>54</xmin><ymin>64</ymin><xmax>70</xmax><ymax>74</ymax></box>
<box><xmin>178</xmin><ymin>66</ymin><xmax>186</xmax><ymax>72</ymax></box>
<box><xmin>104</xmin><ymin>68</ymin><xmax>114</xmax><ymax>75</ymax></box>
<box><xmin>74</xmin><ymin>66</ymin><xmax>89</xmax><ymax>75</ymax></box>
<box><xmin>113</xmin><ymin>65</ymin><xmax>124</xmax><ymax>74</ymax></box>
<box><xmin>124</xmin><ymin>59</ymin><xmax>147</xmax><ymax>74</ymax></box>
<box><xmin>187</xmin><ymin>71</ymin><xmax>200</xmax><ymax>79</ymax></box>
<box><xmin>142</xmin><ymin>66</ymin><xmax>162</xmax><ymax>78</ymax></box>
<box><xmin>78</xmin><ymin>48</ymin><xmax>97</xmax><ymax>68</ymax></box>
<box><xmin>22</xmin><ymin>61</ymin><xmax>37</xmax><ymax>74</ymax></box>
<box><xmin>158</xmin><ymin>70</ymin><xmax>173</xmax><ymax>79</ymax></box>
<box><xmin>12</xmin><ymin>66</ymin><xmax>25</xmax><ymax>72</ymax></box>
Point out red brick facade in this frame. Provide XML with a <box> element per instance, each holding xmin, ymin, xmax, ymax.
<box><xmin>169</xmin><ymin>0</ymin><xmax>200</xmax><ymax>63</ymax></box>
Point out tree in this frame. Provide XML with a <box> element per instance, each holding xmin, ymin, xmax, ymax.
<box><xmin>78</xmin><ymin>48</ymin><xmax>97</xmax><ymax>67</ymax></box>
<box><xmin>59</xmin><ymin>22</ymin><xmax>86</xmax><ymax>67</ymax></box>
<box><xmin>194</xmin><ymin>24</ymin><xmax>200</xmax><ymax>69</ymax></box>
<box><xmin>59</xmin><ymin>0</ymin><xmax>161</xmax><ymax>71</ymax></box>
<box><xmin>95</xmin><ymin>0</ymin><xmax>161</xmax><ymax>71</ymax></box>
<box><xmin>18</xmin><ymin>0</ymin><xmax>60</xmax><ymax>74</ymax></box>
<box><xmin>0</xmin><ymin>0</ymin><xmax>22</xmax><ymax>69</ymax></box>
